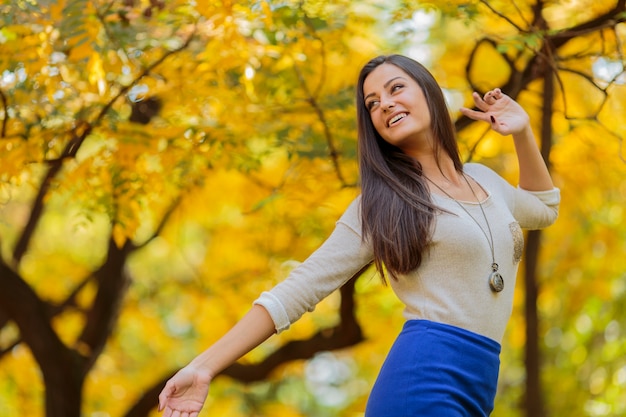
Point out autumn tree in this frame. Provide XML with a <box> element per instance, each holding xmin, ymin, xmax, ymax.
<box><xmin>0</xmin><ymin>1</ymin><xmax>381</xmax><ymax>416</ymax></box>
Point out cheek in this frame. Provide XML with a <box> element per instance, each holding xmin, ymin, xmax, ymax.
<box><xmin>373</xmin><ymin>118</ymin><xmax>385</xmax><ymax>133</ymax></box>
<box><xmin>369</xmin><ymin>112</ymin><xmax>380</xmax><ymax>133</ymax></box>
<box><xmin>376</xmin><ymin>122</ymin><xmax>393</xmax><ymax>143</ymax></box>
<box><xmin>369</xmin><ymin>113</ymin><xmax>385</xmax><ymax>134</ymax></box>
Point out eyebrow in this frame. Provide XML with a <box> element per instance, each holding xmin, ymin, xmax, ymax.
<box><xmin>364</xmin><ymin>76</ymin><xmax>407</xmax><ymax>102</ymax></box>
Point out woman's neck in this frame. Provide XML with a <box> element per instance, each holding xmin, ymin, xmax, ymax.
<box><xmin>417</xmin><ymin>156</ymin><xmax>462</xmax><ymax>186</ymax></box>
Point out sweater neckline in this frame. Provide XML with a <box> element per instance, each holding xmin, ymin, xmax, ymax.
<box><xmin>431</xmin><ymin>192</ymin><xmax>492</xmax><ymax>206</ymax></box>
<box><xmin>429</xmin><ymin>172</ymin><xmax>492</xmax><ymax>206</ymax></box>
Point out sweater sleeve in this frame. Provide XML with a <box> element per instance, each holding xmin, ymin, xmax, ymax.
<box><xmin>253</xmin><ymin>197</ymin><xmax>373</xmax><ymax>333</ymax></box>
<box><xmin>511</xmin><ymin>186</ymin><xmax>560</xmax><ymax>229</ymax></box>
<box><xmin>466</xmin><ymin>163</ymin><xmax>560</xmax><ymax>230</ymax></box>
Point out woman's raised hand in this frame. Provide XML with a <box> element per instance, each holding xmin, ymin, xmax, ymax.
<box><xmin>158</xmin><ymin>364</ymin><xmax>212</xmax><ymax>417</ymax></box>
<box><xmin>460</xmin><ymin>88</ymin><xmax>530</xmax><ymax>136</ymax></box>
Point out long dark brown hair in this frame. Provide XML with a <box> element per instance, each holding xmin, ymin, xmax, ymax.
<box><xmin>356</xmin><ymin>54</ymin><xmax>462</xmax><ymax>281</ymax></box>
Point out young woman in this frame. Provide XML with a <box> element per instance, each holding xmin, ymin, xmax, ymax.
<box><xmin>158</xmin><ymin>54</ymin><xmax>560</xmax><ymax>417</ymax></box>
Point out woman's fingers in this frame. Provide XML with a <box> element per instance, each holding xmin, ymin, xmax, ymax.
<box><xmin>158</xmin><ymin>384</ymin><xmax>174</xmax><ymax>412</ymax></box>
<box><xmin>482</xmin><ymin>88</ymin><xmax>502</xmax><ymax>105</ymax></box>
<box><xmin>459</xmin><ymin>106</ymin><xmax>490</xmax><ymax>123</ymax></box>
<box><xmin>472</xmin><ymin>91</ymin><xmax>490</xmax><ymax>111</ymax></box>
<box><xmin>462</xmin><ymin>89</ymin><xmax>512</xmax><ymax>127</ymax></box>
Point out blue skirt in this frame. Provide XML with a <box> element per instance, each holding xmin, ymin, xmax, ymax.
<box><xmin>365</xmin><ymin>320</ymin><xmax>501</xmax><ymax>417</ymax></box>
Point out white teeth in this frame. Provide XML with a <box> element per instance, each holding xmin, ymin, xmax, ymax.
<box><xmin>388</xmin><ymin>113</ymin><xmax>407</xmax><ymax>126</ymax></box>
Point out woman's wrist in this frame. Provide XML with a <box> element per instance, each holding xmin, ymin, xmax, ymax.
<box><xmin>512</xmin><ymin>124</ymin><xmax>534</xmax><ymax>142</ymax></box>
<box><xmin>188</xmin><ymin>356</ymin><xmax>217</xmax><ymax>382</ymax></box>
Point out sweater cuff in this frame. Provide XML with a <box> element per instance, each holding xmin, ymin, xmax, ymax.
<box><xmin>518</xmin><ymin>186</ymin><xmax>561</xmax><ymax>206</ymax></box>
<box><xmin>253</xmin><ymin>291</ymin><xmax>291</xmax><ymax>334</ymax></box>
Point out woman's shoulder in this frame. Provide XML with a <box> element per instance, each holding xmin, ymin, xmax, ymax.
<box><xmin>463</xmin><ymin>162</ymin><xmax>499</xmax><ymax>178</ymax></box>
<box><xmin>336</xmin><ymin>195</ymin><xmax>362</xmax><ymax>234</ymax></box>
<box><xmin>463</xmin><ymin>163</ymin><xmax>512</xmax><ymax>192</ymax></box>
<box><xmin>340</xmin><ymin>194</ymin><xmax>362</xmax><ymax>220</ymax></box>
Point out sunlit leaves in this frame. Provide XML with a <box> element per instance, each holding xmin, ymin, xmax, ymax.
<box><xmin>1</xmin><ymin>1</ymin><xmax>384</xmax><ymax>415</ymax></box>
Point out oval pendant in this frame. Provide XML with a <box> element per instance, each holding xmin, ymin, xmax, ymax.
<box><xmin>489</xmin><ymin>271</ymin><xmax>504</xmax><ymax>293</ymax></box>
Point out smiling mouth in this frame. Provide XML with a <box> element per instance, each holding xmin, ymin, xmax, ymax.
<box><xmin>388</xmin><ymin>113</ymin><xmax>408</xmax><ymax>127</ymax></box>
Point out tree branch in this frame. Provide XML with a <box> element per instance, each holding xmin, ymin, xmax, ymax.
<box><xmin>456</xmin><ymin>1</ymin><xmax>626</xmax><ymax>134</ymax></box>
<box><xmin>0</xmin><ymin>88</ymin><xmax>7</xmax><ymax>138</ymax></box>
<box><xmin>478</xmin><ymin>0</ymin><xmax>525</xmax><ymax>32</ymax></box>
<box><xmin>301</xmin><ymin>8</ymin><xmax>327</xmax><ymax>100</ymax></box>
<box><xmin>221</xmin><ymin>266</ymin><xmax>365</xmax><ymax>382</ymax></box>
<box><xmin>290</xmin><ymin>9</ymin><xmax>355</xmax><ymax>188</ymax></box>
<box><xmin>77</xmin><ymin>237</ymin><xmax>134</xmax><ymax>372</ymax></box>
<box><xmin>133</xmin><ymin>196</ymin><xmax>183</xmax><ymax>250</ymax></box>
<box><xmin>123</xmin><ymin>263</ymin><xmax>372</xmax><ymax>417</ymax></box>
<box><xmin>0</xmin><ymin>259</ymin><xmax>75</xmax><ymax>376</ymax></box>
<box><xmin>293</xmin><ymin>62</ymin><xmax>354</xmax><ymax>188</ymax></box>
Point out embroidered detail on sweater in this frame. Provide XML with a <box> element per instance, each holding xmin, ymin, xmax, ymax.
<box><xmin>509</xmin><ymin>222</ymin><xmax>524</xmax><ymax>264</ymax></box>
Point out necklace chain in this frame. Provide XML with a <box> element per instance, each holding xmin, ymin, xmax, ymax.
<box><xmin>424</xmin><ymin>173</ymin><xmax>504</xmax><ymax>292</ymax></box>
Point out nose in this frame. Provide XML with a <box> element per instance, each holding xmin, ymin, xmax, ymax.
<box><xmin>381</xmin><ymin>96</ymin><xmax>395</xmax><ymax>112</ymax></box>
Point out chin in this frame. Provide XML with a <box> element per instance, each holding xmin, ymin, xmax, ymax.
<box><xmin>382</xmin><ymin>135</ymin><xmax>413</xmax><ymax>149</ymax></box>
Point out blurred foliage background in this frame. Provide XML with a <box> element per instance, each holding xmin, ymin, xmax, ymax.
<box><xmin>0</xmin><ymin>1</ymin><xmax>625</xmax><ymax>416</ymax></box>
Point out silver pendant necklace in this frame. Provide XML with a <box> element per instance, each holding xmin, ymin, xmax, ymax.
<box><xmin>424</xmin><ymin>173</ymin><xmax>504</xmax><ymax>293</ymax></box>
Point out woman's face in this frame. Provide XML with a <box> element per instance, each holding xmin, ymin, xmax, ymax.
<box><xmin>362</xmin><ymin>63</ymin><xmax>432</xmax><ymax>155</ymax></box>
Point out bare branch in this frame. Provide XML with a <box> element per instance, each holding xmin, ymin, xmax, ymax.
<box><xmin>613</xmin><ymin>23</ymin><xmax>625</xmax><ymax>59</ymax></box>
<box><xmin>462</xmin><ymin>124</ymin><xmax>493</xmax><ymax>163</ymax></box>
<box><xmin>0</xmin><ymin>266</ymin><xmax>99</xmax><ymax>359</ymax></box>
<box><xmin>479</xmin><ymin>0</ymin><xmax>525</xmax><ymax>32</ymax></box>
<box><xmin>221</xmin><ymin>273</ymin><xmax>364</xmax><ymax>382</ymax></box>
<box><xmin>0</xmin><ymin>88</ymin><xmax>7</xmax><ymax>138</ymax></box>
<box><xmin>0</xmin><ymin>259</ymin><xmax>72</xmax><ymax>375</ymax></box>
<box><xmin>509</xmin><ymin>0</ymin><xmax>532</xmax><ymax>28</ymax></box>
<box><xmin>549</xmin><ymin>0</ymin><xmax>626</xmax><ymax>49</ymax></box>
<box><xmin>133</xmin><ymin>196</ymin><xmax>182</xmax><ymax>250</ymax></box>
<box><xmin>301</xmin><ymin>9</ymin><xmax>327</xmax><ymax>100</ymax></box>
<box><xmin>77</xmin><ymin>237</ymin><xmax>134</xmax><ymax>371</ymax></box>
<box><xmin>0</xmin><ymin>338</ymin><xmax>19</xmax><ymax>358</ymax></box>
<box><xmin>554</xmin><ymin>64</ymin><xmax>626</xmax><ymax>125</ymax></box>
<box><xmin>457</xmin><ymin>1</ymin><xmax>626</xmax><ymax>135</ymax></box>
<box><xmin>292</xmin><ymin>62</ymin><xmax>354</xmax><ymax>188</ymax></box>
<box><xmin>287</xmin><ymin>8</ymin><xmax>355</xmax><ymax>188</ymax></box>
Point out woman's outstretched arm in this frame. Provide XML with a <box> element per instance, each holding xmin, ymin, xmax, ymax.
<box><xmin>158</xmin><ymin>304</ymin><xmax>276</xmax><ymax>417</ymax></box>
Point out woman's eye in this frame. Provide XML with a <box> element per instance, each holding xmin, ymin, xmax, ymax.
<box><xmin>367</xmin><ymin>100</ymin><xmax>379</xmax><ymax>110</ymax></box>
<box><xmin>391</xmin><ymin>83</ymin><xmax>404</xmax><ymax>92</ymax></box>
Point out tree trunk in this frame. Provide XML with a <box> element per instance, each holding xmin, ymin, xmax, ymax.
<box><xmin>0</xmin><ymin>237</ymin><xmax>132</xmax><ymax>417</ymax></box>
<box><xmin>523</xmin><ymin>229</ymin><xmax>544</xmax><ymax>417</ymax></box>
<box><xmin>0</xmin><ymin>261</ymin><xmax>86</xmax><ymax>417</ymax></box>
<box><xmin>42</xmin><ymin>356</ymin><xmax>85</xmax><ymax>417</ymax></box>
<box><xmin>523</xmin><ymin>38</ymin><xmax>555</xmax><ymax>417</ymax></box>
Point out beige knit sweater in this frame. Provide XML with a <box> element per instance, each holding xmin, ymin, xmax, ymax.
<box><xmin>254</xmin><ymin>163</ymin><xmax>560</xmax><ymax>343</ymax></box>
